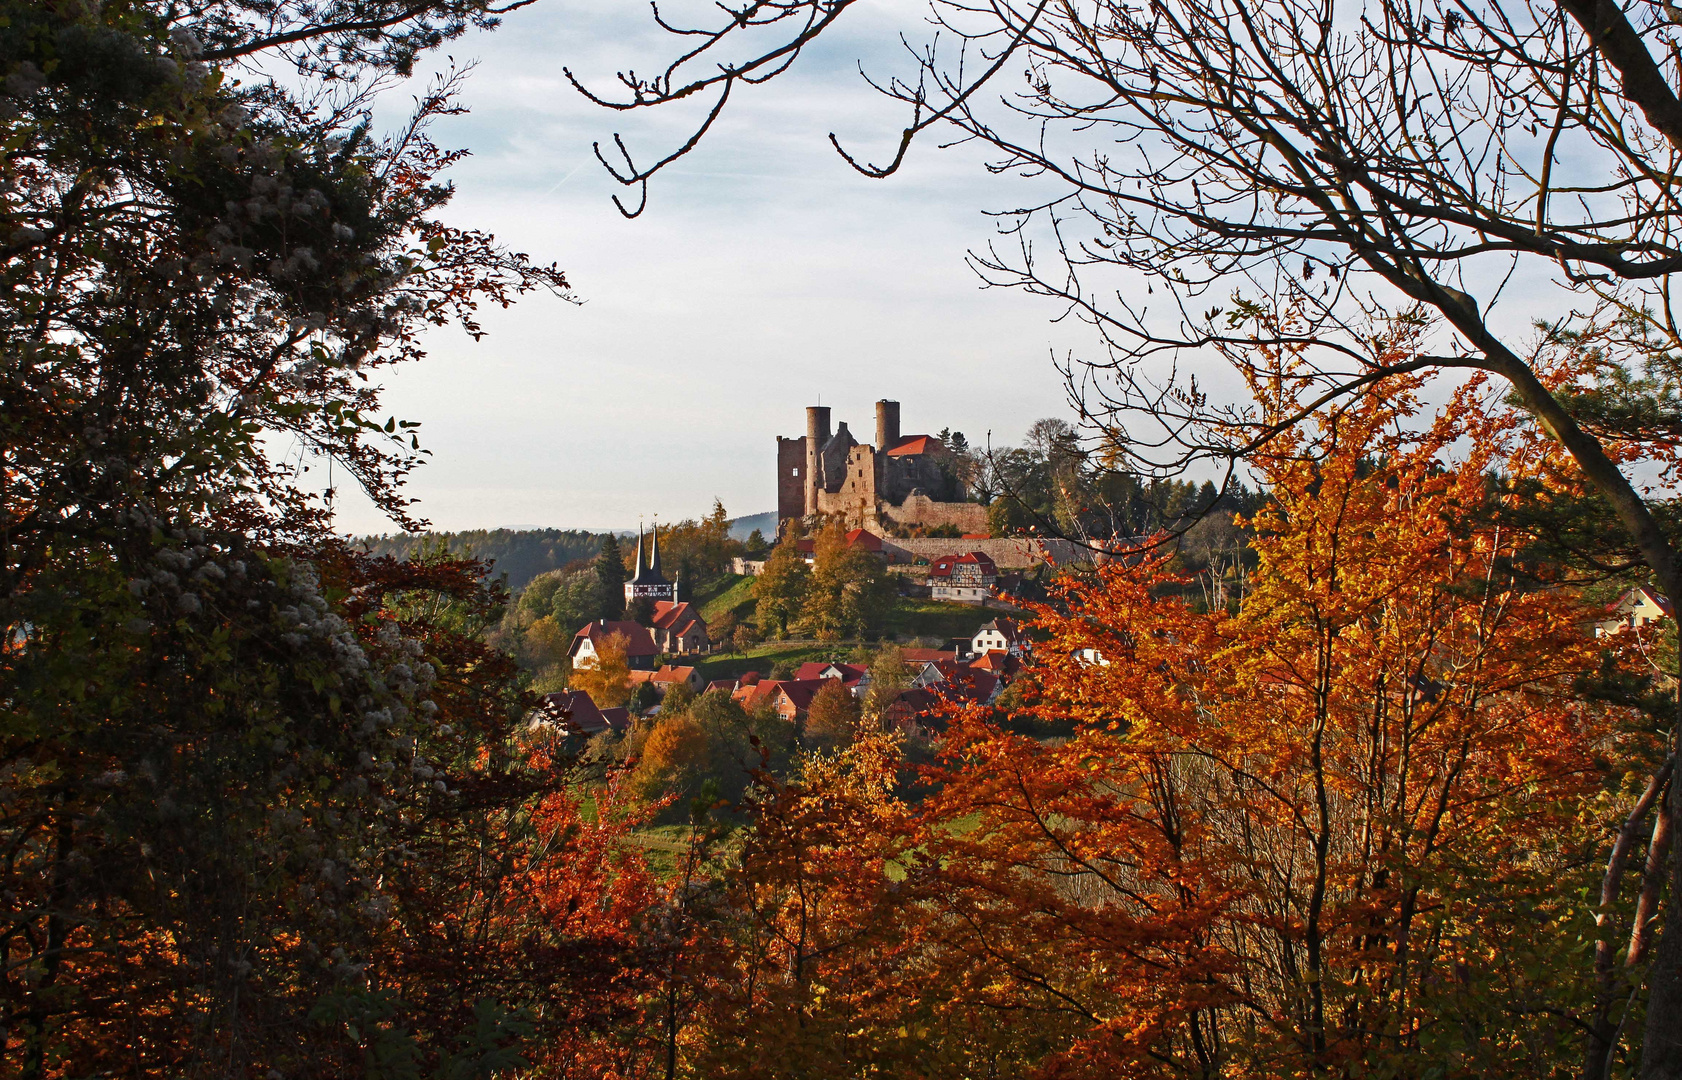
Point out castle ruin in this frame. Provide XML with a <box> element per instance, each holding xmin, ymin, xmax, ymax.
<box><xmin>776</xmin><ymin>400</ymin><xmax>988</xmax><ymax>534</ymax></box>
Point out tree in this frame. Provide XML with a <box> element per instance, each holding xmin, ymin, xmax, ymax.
<box><xmin>655</xmin><ymin>499</ymin><xmax>742</xmax><ymax>591</ymax></box>
<box><xmin>752</xmin><ymin>533</ymin><xmax>810</xmax><ymax>639</ymax></box>
<box><xmin>799</xmin><ymin>523</ymin><xmax>895</xmax><ymax>640</ymax></box>
<box><xmin>587</xmin><ymin>3</ymin><xmax>1682</xmax><ymax>1057</ymax></box>
<box><xmin>689</xmin><ymin>380</ymin><xmax>1651</xmax><ymax>1077</ymax></box>
<box><xmin>549</xmin><ymin>569</ymin><xmax>602</xmax><ymax>633</ymax></box>
<box><xmin>522</xmin><ymin>614</ymin><xmax>573</xmax><ymax>675</ymax></box>
<box><xmin>359</xmin><ymin>529</ymin><xmax>608</xmax><ymax>593</ymax></box>
<box><xmin>712</xmin><ymin>609</ymin><xmax>740</xmax><ymax>654</ymax></box>
<box><xmin>594</xmin><ymin>534</ymin><xmax>628</xmax><ymax>621</ymax></box>
<box><xmin>661</xmin><ymin>678</ymin><xmax>697</xmax><ymax>717</ymax></box>
<box><xmin>0</xmin><ymin>0</ymin><xmax>579</xmax><ymax>1069</ymax></box>
<box><xmin>629</xmin><ymin>712</ymin><xmax>712</xmax><ymax>810</ymax></box>
<box><xmin>571</xmin><ymin>632</ymin><xmax>633</xmax><ymax>709</ymax></box>
<box><xmin>687</xmin><ymin>732</ymin><xmax>928</xmax><ymax>1078</ymax></box>
<box><xmin>802</xmin><ymin>679</ymin><xmax>862</xmax><ymax>751</ymax></box>
<box><xmin>912</xmin><ymin>383</ymin><xmax>1641</xmax><ymax>1076</ymax></box>
<box><xmin>861</xmin><ymin>644</ymin><xmax>908</xmax><ymax>723</ymax></box>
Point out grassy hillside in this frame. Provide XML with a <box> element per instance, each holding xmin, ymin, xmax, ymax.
<box><xmin>881</xmin><ymin>598</ymin><xmax>1000</xmax><ymax>644</ymax></box>
<box><xmin>687</xmin><ymin>595</ymin><xmax>999</xmax><ymax>681</ymax></box>
<box><xmin>694</xmin><ymin>573</ymin><xmax>756</xmax><ymax>624</ymax></box>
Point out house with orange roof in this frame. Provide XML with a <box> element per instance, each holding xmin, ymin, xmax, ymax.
<box><xmin>630</xmin><ymin>664</ymin><xmax>706</xmax><ymax>697</ymax></box>
<box><xmin>764</xmin><ymin>679</ymin><xmax>830</xmax><ymax>722</ymax></box>
<box><xmin>969</xmin><ymin>649</ymin><xmax>1022</xmax><ymax>682</ymax></box>
<box><xmin>648</xmin><ymin>600</ymin><xmax>709</xmax><ymax>655</ymax></box>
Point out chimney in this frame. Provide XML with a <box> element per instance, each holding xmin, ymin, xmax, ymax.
<box><xmin>805</xmin><ymin>406</ymin><xmax>831</xmax><ymax>517</ymax></box>
<box><xmin>875</xmin><ymin>399</ymin><xmax>900</xmax><ymax>452</ymax></box>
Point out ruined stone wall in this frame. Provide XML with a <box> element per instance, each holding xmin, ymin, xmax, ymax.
<box><xmin>880</xmin><ymin>447</ymin><xmax>952</xmax><ymax>504</ymax></box>
<box><xmin>882</xmin><ymin>536</ymin><xmax>1086</xmax><ymax>569</ymax></box>
<box><xmin>776</xmin><ymin>437</ymin><xmax>806</xmax><ymax>524</ymax></box>
<box><xmin>814</xmin><ymin>445</ymin><xmax>881</xmax><ymax>527</ymax></box>
<box><xmin>878</xmin><ymin>493</ymin><xmax>989</xmax><ymax>536</ymax></box>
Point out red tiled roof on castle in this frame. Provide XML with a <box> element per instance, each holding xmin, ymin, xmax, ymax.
<box><xmin>886</xmin><ymin>434</ymin><xmax>942</xmax><ymax>456</ymax></box>
<box><xmin>843</xmin><ymin>528</ymin><xmax>884</xmax><ymax>552</ymax></box>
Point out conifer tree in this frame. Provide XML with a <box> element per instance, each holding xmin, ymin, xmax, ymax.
<box><xmin>594</xmin><ymin>533</ymin><xmax>627</xmax><ymax>620</ymax></box>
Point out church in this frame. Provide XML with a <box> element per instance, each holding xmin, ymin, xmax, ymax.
<box><xmin>623</xmin><ymin>523</ymin><xmax>677</xmax><ymax>605</ymax></box>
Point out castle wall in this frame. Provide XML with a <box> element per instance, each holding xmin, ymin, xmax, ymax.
<box><xmin>776</xmin><ymin>437</ymin><xmax>806</xmax><ymax>524</ymax></box>
<box><xmin>879</xmin><ymin>493</ymin><xmax>989</xmax><ymax>535</ymax></box>
<box><xmin>814</xmin><ymin>444</ymin><xmax>881</xmax><ymax>527</ymax></box>
<box><xmin>880</xmin><ymin>450</ymin><xmax>953</xmax><ymax>505</ymax></box>
<box><xmin>779</xmin><ymin>401</ymin><xmax>979</xmax><ymax>531</ymax></box>
<box><xmin>882</xmin><ymin>536</ymin><xmax>1086</xmax><ymax>569</ymax></box>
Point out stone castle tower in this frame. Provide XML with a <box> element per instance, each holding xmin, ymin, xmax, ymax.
<box><xmin>776</xmin><ymin>399</ymin><xmax>987</xmax><ymax>534</ymax></box>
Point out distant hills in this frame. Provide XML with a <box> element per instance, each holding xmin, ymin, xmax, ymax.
<box><xmin>355</xmin><ymin>512</ymin><xmax>776</xmax><ymax>594</ymax></box>
<box><xmin>355</xmin><ymin>529</ymin><xmax>609</xmax><ymax>593</ymax></box>
<box><xmin>728</xmin><ymin>511</ymin><xmax>777</xmax><ymax>542</ymax></box>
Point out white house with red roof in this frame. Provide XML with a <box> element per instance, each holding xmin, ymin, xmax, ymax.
<box><xmin>794</xmin><ymin>661</ymin><xmax>870</xmax><ymax>697</ymax></box>
<box><xmin>972</xmin><ymin>617</ymin><xmax>1024</xmax><ymax>656</ymax></box>
<box><xmin>930</xmin><ymin>551</ymin><xmax>999</xmax><ymax>603</ymax></box>
<box><xmin>569</xmin><ymin>620</ymin><xmax>659</xmax><ymax>670</ymax></box>
<box><xmin>1597</xmin><ymin>584</ymin><xmax>1675</xmax><ymax>637</ymax></box>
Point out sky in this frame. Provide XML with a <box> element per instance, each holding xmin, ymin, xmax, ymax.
<box><xmin>329</xmin><ymin>0</ymin><xmax>1098</xmax><ymax>536</ymax></box>
<box><xmin>323</xmin><ymin>0</ymin><xmax>1596</xmax><ymax>537</ymax></box>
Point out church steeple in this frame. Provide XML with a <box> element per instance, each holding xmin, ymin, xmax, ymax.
<box><xmin>626</xmin><ymin>517</ymin><xmax>671</xmax><ymax>600</ymax></box>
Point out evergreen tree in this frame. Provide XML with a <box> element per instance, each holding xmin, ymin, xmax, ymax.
<box><xmin>594</xmin><ymin>533</ymin><xmax>627</xmax><ymax>620</ymax></box>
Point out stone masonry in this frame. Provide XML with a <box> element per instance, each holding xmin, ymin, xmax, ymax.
<box><xmin>775</xmin><ymin>400</ymin><xmax>988</xmax><ymax>533</ymax></box>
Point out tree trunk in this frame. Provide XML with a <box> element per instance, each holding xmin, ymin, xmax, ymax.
<box><xmin>1641</xmin><ymin>749</ymin><xmax>1682</xmax><ymax>1080</ymax></box>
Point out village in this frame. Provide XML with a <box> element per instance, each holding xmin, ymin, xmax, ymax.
<box><xmin>528</xmin><ymin>397</ymin><xmax>1060</xmax><ymax>739</ymax></box>
<box><xmin>29</xmin><ymin>0</ymin><xmax>1682</xmax><ymax>1069</ymax></box>
<box><xmin>526</xmin><ymin>397</ymin><xmax>1682</xmax><ymax>748</ymax></box>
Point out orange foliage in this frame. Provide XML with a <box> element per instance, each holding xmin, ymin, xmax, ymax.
<box><xmin>688</xmin><ymin>379</ymin><xmax>1643</xmax><ymax>1078</ymax></box>
<box><xmin>572</xmin><ymin>632</ymin><xmax>633</xmax><ymax>708</ymax></box>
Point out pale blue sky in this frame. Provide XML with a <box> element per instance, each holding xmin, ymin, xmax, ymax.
<box><xmin>327</xmin><ymin>0</ymin><xmax>1588</xmax><ymax>536</ymax></box>
<box><xmin>331</xmin><ymin>0</ymin><xmax>1094</xmax><ymax>535</ymax></box>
